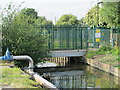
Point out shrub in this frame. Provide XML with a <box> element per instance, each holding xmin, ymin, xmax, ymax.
<box><xmin>86</xmin><ymin>44</ymin><xmax>113</xmax><ymax>58</ymax></box>
<box><xmin>98</xmin><ymin>45</ymin><xmax>112</xmax><ymax>52</ymax></box>
<box><xmin>116</xmin><ymin>57</ymin><xmax>120</xmax><ymax>61</ymax></box>
<box><xmin>1</xmin><ymin>3</ymin><xmax>49</xmax><ymax>67</ymax></box>
<box><xmin>109</xmin><ymin>47</ymin><xmax>118</xmax><ymax>55</ymax></box>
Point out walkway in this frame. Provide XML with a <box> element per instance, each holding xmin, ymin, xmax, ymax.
<box><xmin>50</xmin><ymin>50</ymin><xmax>86</xmax><ymax>57</ymax></box>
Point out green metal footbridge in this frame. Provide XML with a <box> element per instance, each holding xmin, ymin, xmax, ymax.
<box><xmin>40</xmin><ymin>25</ymin><xmax>114</xmax><ymax>57</ymax></box>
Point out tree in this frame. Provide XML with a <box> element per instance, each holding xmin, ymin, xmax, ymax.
<box><xmin>35</xmin><ymin>16</ymin><xmax>53</xmax><ymax>25</ymax></box>
<box><xmin>84</xmin><ymin>6</ymin><xmax>98</xmax><ymax>27</ymax></box>
<box><xmin>100</xmin><ymin>2</ymin><xmax>120</xmax><ymax>27</ymax></box>
<box><xmin>20</xmin><ymin>8</ymin><xmax>38</xmax><ymax>19</ymax></box>
<box><xmin>19</xmin><ymin>8</ymin><xmax>53</xmax><ymax>25</ymax></box>
<box><xmin>1</xmin><ymin>4</ymin><xmax>49</xmax><ymax>66</ymax></box>
<box><xmin>56</xmin><ymin>14</ymin><xmax>79</xmax><ymax>25</ymax></box>
<box><xmin>78</xmin><ymin>17</ymin><xmax>86</xmax><ymax>27</ymax></box>
<box><xmin>84</xmin><ymin>2</ymin><xmax>120</xmax><ymax>27</ymax></box>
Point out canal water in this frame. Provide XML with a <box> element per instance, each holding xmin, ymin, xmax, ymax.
<box><xmin>35</xmin><ymin>63</ymin><xmax>120</xmax><ymax>88</ymax></box>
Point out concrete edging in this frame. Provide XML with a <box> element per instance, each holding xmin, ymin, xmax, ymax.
<box><xmin>25</xmin><ymin>70</ymin><xmax>59</xmax><ymax>89</ymax></box>
<box><xmin>86</xmin><ymin>59</ymin><xmax>120</xmax><ymax>77</ymax></box>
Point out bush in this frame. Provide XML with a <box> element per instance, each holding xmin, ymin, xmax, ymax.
<box><xmin>116</xmin><ymin>57</ymin><xmax>120</xmax><ymax>61</ymax></box>
<box><xmin>109</xmin><ymin>47</ymin><xmax>118</xmax><ymax>55</ymax></box>
<box><xmin>86</xmin><ymin>51</ymin><xmax>96</xmax><ymax>58</ymax></box>
<box><xmin>98</xmin><ymin>45</ymin><xmax>112</xmax><ymax>52</ymax></box>
<box><xmin>1</xmin><ymin>4</ymin><xmax>49</xmax><ymax>67</ymax></box>
<box><xmin>86</xmin><ymin>44</ymin><xmax>112</xmax><ymax>58</ymax></box>
<box><xmin>86</xmin><ymin>50</ymin><xmax>106</xmax><ymax>59</ymax></box>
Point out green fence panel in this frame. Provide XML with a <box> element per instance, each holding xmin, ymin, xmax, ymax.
<box><xmin>39</xmin><ymin>25</ymin><xmax>111</xmax><ymax>51</ymax></box>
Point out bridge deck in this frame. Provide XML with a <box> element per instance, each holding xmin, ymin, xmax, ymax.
<box><xmin>50</xmin><ymin>50</ymin><xmax>87</xmax><ymax>57</ymax></box>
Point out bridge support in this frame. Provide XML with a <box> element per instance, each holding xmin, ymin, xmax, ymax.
<box><xmin>48</xmin><ymin>50</ymin><xmax>87</xmax><ymax>65</ymax></box>
<box><xmin>48</xmin><ymin>56</ymin><xmax>87</xmax><ymax>66</ymax></box>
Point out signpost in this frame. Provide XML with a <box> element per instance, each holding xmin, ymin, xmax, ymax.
<box><xmin>95</xmin><ymin>29</ymin><xmax>101</xmax><ymax>48</ymax></box>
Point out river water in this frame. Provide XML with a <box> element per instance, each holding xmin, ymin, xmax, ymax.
<box><xmin>35</xmin><ymin>63</ymin><xmax>120</xmax><ymax>89</ymax></box>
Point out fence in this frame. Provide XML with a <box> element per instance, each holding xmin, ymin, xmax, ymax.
<box><xmin>39</xmin><ymin>25</ymin><xmax>112</xmax><ymax>51</ymax></box>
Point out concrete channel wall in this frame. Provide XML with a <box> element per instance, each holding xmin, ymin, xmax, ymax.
<box><xmin>86</xmin><ymin>59</ymin><xmax>120</xmax><ymax>78</ymax></box>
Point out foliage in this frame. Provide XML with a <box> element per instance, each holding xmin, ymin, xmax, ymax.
<box><xmin>84</xmin><ymin>2</ymin><xmax>120</xmax><ymax>27</ymax></box>
<box><xmin>98</xmin><ymin>45</ymin><xmax>112</xmax><ymax>52</ymax></box>
<box><xmin>109</xmin><ymin>47</ymin><xmax>118</xmax><ymax>55</ymax></box>
<box><xmin>0</xmin><ymin>67</ymin><xmax>41</xmax><ymax>88</ymax></box>
<box><xmin>20</xmin><ymin>8</ymin><xmax>38</xmax><ymax>19</ymax></box>
<box><xmin>1</xmin><ymin>4</ymin><xmax>49</xmax><ymax>66</ymax></box>
<box><xmin>86</xmin><ymin>46</ymin><xmax>118</xmax><ymax>59</ymax></box>
<box><xmin>84</xmin><ymin>6</ymin><xmax>98</xmax><ymax>27</ymax></box>
<box><xmin>19</xmin><ymin>8</ymin><xmax>53</xmax><ymax>25</ymax></box>
<box><xmin>86</xmin><ymin>51</ymin><xmax>97</xmax><ymax>58</ymax></box>
<box><xmin>100</xmin><ymin>2</ymin><xmax>120</xmax><ymax>27</ymax></box>
<box><xmin>35</xmin><ymin>16</ymin><xmax>53</xmax><ymax>25</ymax></box>
<box><xmin>87</xmin><ymin>44</ymin><xmax>112</xmax><ymax>59</ymax></box>
<box><xmin>56</xmin><ymin>14</ymin><xmax>79</xmax><ymax>25</ymax></box>
<box><xmin>0</xmin><ymin>60</ymin><xmax>14</xmax><ymax>66</ymax></box>
<box><xmin>78</xmin><ymin>17</ymin><xmax>86</xmax><ymax>27</ymax></box>
<box><xmin>116</xmin><ymin>57</ymin><xmax>120</xmax><ymax>61</ymax></box>
<box><xmin>86</xmin><ymin>50</ymin><xmax>106</xmax><ymax>59</ymax></box>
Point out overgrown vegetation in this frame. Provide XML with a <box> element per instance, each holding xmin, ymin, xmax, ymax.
<box><xmin>86</xmin><ymin>45</ymin><xmax>119</xmax><ymax>68</ymax></box>
<box><xmin>87</xmin><ymin>43</ymin><xmax>118</xmax><ymax>58</ymax></box>
<box><xmin>0</xmin><ymin>60</ymin><xmax>14</xmax><ymax>66</ymax></box>
<box><xmin>83</xmin><ymin>2</ymin><xmax>120</xmax><ymax>27</ymax></box>
<box><xmin>1</xmin><ymin>3</ymin><xmax>51</xmax><ymax>67</ymax></box>
<box><xmin>0</xmin><ymin>67</ymin><xmax>41</xmax><ymax>88</ymax></box>
<box><xmin>56</xmin><ymin>14</ymin><xmax>79</xmax><ymax>25</ymax></box>
<box><xmin>86</xmin><ymin>45</ymin><xmax>118</xmax><ymax>59</ymax></box>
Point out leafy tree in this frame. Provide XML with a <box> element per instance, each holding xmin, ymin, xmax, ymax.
<box><xmin>56</xmin><ymin>14</ymin><xmax>79</xmax><ymax>25</ymax></box>
<box><xmin>78</xmin><ymin>17</ymin><xmax>86</xmax><ymax>27</ymax></box>
<box><xmin>84</xmin><ymin>2</ymin><xmax>120</xmax><ymax>27</ymax></box>
<box><xmin>100</xmin><ymin>2</ymin><xmax>120</xmax><ymax>27</ymax></box>
<box><xmin>84</xmin><ymin>6</ymin><xmax>98</xmax><ymax>27</ymax></box>
<box><xmin>20</xmin><ymin>8</ymin><xmax>38</xmax><ymax>19</ymax></box>
<box><xmin>19</xmin><ymin>8</ymin><xmax>53</xmax><ymax>25</ymax></box>
<box><xmin>35</xmin><ymin>16</ymin><xmax>53</xmax><ymax>25</ymax></box>
<box><xmin>1</xmin><ymin>4</ymin><xmax>49</xmax><ymax>66</ymax></box>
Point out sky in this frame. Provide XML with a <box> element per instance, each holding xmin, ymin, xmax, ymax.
<box><xmin>0</xmin><ymin>0</ymin><xmax>99</xmax><ymax>23</ymax></box>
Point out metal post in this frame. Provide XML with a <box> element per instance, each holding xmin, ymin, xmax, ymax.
<box><xmin>92</xmin><ymin>27</ymin><xmax>95</xmax><ymax>48</ymax></box>
<box><xmin>80</xmin><ymin>28</ymin><xmax>83</xmax><ymax>49</ymax></box>
<box><xmin>97</xmin><ymin>2</ymin><xmax>99</xmax><ymax>26</ymax></box>
<box><xmin>97</xmin><ymin>1</ymin><xmax>103</xmax><ymax>26</ymax></box>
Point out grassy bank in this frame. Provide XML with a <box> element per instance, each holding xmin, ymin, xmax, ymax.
<box><xmin>0</xmin><ymin>61</ymin><xmax>41</xmax><ymax>88</ymax></box>
<box><xmin>0</xmin><ymin>60</ymin><xmax>14</xmax><ymax>66</ymax></box>
<box><xmin>86</xmin><ymin>46</ymin><xmax>120</xmax><ymax>68</ymax></box>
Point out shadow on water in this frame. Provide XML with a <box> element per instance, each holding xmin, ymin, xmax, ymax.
<box><xmin>34</xmin><ymin>62</ymin><xmax>120</xmax><ymax>89</ymax></box>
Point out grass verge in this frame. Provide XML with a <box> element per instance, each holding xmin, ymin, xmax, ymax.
<box><xmin>0</xmin><ymin>60</ymin><xmax>14</xmax><ymax>66</ymax></box>
<box><xmin>86</xmin><ymin>46</ymin><xmax>120</xmax><ymax>68</ymax></box>
<box><xmin>0</xmin><ymin>63</ymin><xmax>41</xmax><ymax>88</ymax></box>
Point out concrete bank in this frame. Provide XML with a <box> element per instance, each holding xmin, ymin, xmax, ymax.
<box><xmin>25</xmin><ymin>69</ymin><xmax>58</xmax><ymax>89</ymax></box>
<box><xmin>86</xmin><ymin>58</ymin><xmax>120</xmax><ymax>78</ymax></box>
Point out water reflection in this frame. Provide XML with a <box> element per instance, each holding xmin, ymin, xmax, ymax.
<box><xmin>35</xmin><ymin>63</ymin><xmax>120</xmax><ymax>88</ymax></box>
<box><xmin>44</xmin><ymin>71</ymin><xmax>96</xmax><ymax>88</ymax></box>
<box><xmin>51</xmin><ymin>75</ymin><xmax>87</xmax><ymax>88</ymax></box>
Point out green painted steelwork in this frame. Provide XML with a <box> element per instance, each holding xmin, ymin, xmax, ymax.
<box><xmin>39</xmin><ymin>25</ymin><xmax>111</xmax><ymax>50</ymax></box>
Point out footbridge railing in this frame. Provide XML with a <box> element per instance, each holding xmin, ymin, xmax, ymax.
<box><xmin>39</xmin><ymin>25</ymin><xmax>112</xmax><ymax>51</ymax></box>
